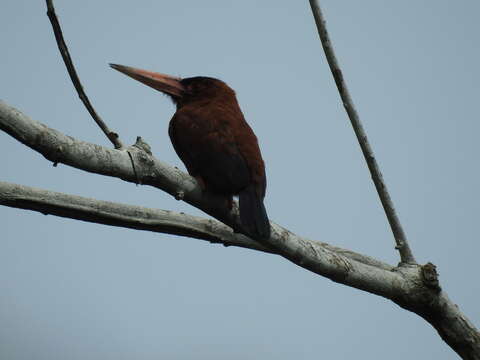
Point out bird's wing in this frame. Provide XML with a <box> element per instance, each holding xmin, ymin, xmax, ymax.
<box><xmin>168</xmin><ymin>114</ymin><xmax>198</xmax><ymax>176</ymax></box>
<box><xmin>168</xmin><ymin>108</ymin><xmax>251</xmax><ymax>194</ymax></box>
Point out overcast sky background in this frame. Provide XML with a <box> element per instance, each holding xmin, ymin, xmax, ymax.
<box><xmin>1</xmin><ymin>1</ymin><xmax>479</xmax><ymax>359</ymax></box>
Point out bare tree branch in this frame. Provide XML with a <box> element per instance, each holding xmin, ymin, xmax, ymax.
<box><xmin>1</xmin><ymin>2</ymin><xmax>476</xmax><ymax>357</ymax></box>
<box><xmin>0</xmin><ymin>180</ymin><xmax>395</xmax><ymax>271</ymax></box>
<box><xmin>1</xmin><ymin>99</ymin><xmax>479</xmax><ymax>358</ymax></box>
<box><xmin>0</xmin><ymin>100</ymin><xmax>391</xmax><ymax>272</ymax></box>
<box><xmin>0</xmin><ymin>100</ymin><xmax>237</xmax><ymax>230</ymax></box>
<box><xmin>0</xmin><ymin>100</ymin><xmax>405</xmax><ymax>295</ymax></box>
<box><xmin>45</xmin><ymin>0</ymin><xmax>124</xmax><ymax>149</ymax></box>
<box><xmin>308</xmin><ymin>0</ymin><xmax>416</xmax><ymax>265</ymax></box>
<box><xmin>0</xmin><ymin>177</ymin><xmax>405</xmax><ymax>299</ymax></box>
<box><xmin>0</xmin><ymin>181</ymin><xmax>269</xmax><ymax>253</ymax></box>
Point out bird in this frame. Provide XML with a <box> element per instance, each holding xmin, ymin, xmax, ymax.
<box><xmin>110</xmin><ymin>64</ymin><xmax>271</xmax><ymax>240</ymax></box>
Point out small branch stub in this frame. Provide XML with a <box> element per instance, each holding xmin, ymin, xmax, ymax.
<box><xmin>133</xmin><ymin>136</ymin><xmax>152</xmax><ymax>155</ymax></box>
<box><xmin>421</xmin><ymin>262</ymin><xmax>441</xmax><ymax>291</ymax></box>
<box><xmin>175</xmin><ymin>190</ymin><xmax>185</xmax><ymax>200</ymax></box>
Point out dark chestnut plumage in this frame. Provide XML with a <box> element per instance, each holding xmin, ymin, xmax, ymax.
<box><xmin>110</xmin><ymin>64</ymin><xmax>270</xmax><ymax>239</ymax></box>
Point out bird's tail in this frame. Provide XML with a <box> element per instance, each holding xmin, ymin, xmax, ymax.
<box><xmin>239</xmin><ymin>184</ymin><xmax>270</xmax><ymax>240</ymax></box>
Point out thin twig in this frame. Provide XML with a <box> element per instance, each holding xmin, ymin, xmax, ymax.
<box><xmin>308</xmin><ymin>0</ymin><xmax>416</xmax><ymax>264</ymax></box>
<box><xmin>45</xmin><ymin>0</ymin><xmax>124</xmax><ymax>149</ymax></box>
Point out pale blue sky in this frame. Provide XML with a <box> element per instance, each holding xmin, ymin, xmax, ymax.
<box><xmin>1</xmin><ymin>1</ymin><xmax>479</xmax><ymax>359</ymax></box>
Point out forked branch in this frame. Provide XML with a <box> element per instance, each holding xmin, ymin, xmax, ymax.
<box><xmin>1</xmin><ymin>2</ymin><xmax>475</xmax><ymax>358</ymax></box>
<box><xmin>0</xmin><ymin>100</ymin><xmax>392</xmax><ymax>273</ymax></box>
<box><xmin>1</xmin><ymin>101</ymin><xmax>479</xmax><ymax>358</ymax></box>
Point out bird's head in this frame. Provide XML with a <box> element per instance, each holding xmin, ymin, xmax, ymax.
<box><xmin>110</xmin><ymin>64</ymin><xmax>235</xmax><ymax>108</ymax></box>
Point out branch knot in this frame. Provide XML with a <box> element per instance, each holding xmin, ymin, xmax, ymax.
<box><xmin>421</xmin><ymin>262</ymin><xmax>441</xmax><ymax>292</ymax></box>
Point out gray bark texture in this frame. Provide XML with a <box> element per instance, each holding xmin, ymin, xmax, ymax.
<box><xmin>1</xmin><ymin>101</ymin><xmax>479</xmax><ymax>359</ymax></box>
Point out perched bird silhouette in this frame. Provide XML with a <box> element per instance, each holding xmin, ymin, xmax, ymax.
<box><xmin>110</xmin><ymin>64</ymin><xmax>270</xmax><ymax>240</ymax></box>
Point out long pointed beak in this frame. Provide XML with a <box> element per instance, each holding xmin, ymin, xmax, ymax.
<box><xmin>109</xmin><ymin>63</ymin><xmax>185</xmax><ymax>98</ymax></box>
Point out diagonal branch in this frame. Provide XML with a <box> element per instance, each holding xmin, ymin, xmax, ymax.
<box><xmin>45</xmin><ymin>0</ymin><xmax>124</xmax><ymax>149</ymax></box>
<box><xmin>0</xmin><ymin>181</ymin><xmax>270</xmax><ymax>253</ymax></box>
<box><xmin>0</xmin><ymin>100</ymin><xmax>392</xmax><ymax>272</ymax></box>
<box><xmin>0</xmin><ymin>180</ymin><xmax>396</xmax><ymax>272</ymax></box>
<box><xmin>0</xmin><ymin>178</ymin><xmax>401</xmax><ymax>295</ymax></box>
<box><xmin>308</xmin><ymin>0</ymin><xmax>416</xmax><ymax>265</ymax></box>
<box><xmin>0</xmin><ymin>100</ymin><xmax>402</xmax><ymax>294</ymax></box>
<box><xmin>0</xmin><ymin>100</ymin><xmax>236</xmax><ymax>230</ymax></box>
<box><xmin>1</xmin><ymin>100</ymin><xmax>479</xmax><ymax>358</ymax></box>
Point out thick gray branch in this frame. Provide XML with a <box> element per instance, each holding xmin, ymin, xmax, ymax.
<box><xmin>0</xmin><ymin>100</ymin><xmax>414</xmax><ymax>294</ymax></box>
<box><xmin>0</xmin><ymin>101</ymin><xmax>391</xmax><ymax>271</ymax></box>
<box><xmin>0</xmin><ymin>179</ymin><xmax>404</xmax><ymax>300</ymax></box>
<box><xmin>0</xmin><ymin>178</ymin><xmax>394</xmax><ymax>272</ymax></box>
<box><xmin>0</xmin><ymin>100</ymin><xmax>217</xmax><ymax>220</ymax></box>
<box><xmin>1</xmin><ymin>100</ymin><xmax>478</xmax><ymax>358</ymax></box>
<box><xmin>0</xmin><ymin>181</ymin><xmax>268</xmax><ymax>252</ymax></box>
